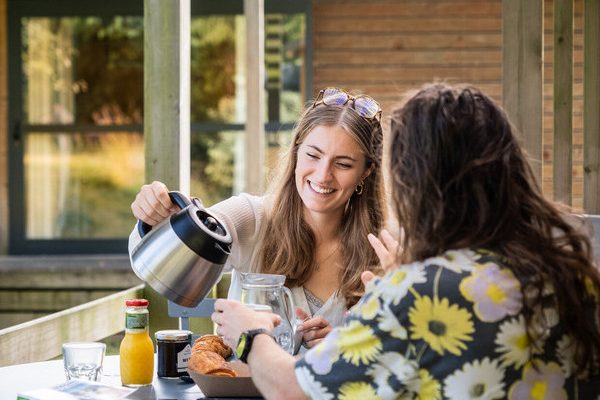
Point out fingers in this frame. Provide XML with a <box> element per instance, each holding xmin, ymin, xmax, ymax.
<box><xmin>368</xmin><ymin>233</ymin><xmax>388</xmax><ymax>263</ymax></box>
<box><xmin>361</xmin><ymin>271</ymin><xmax>376</xmax><ymax>286</ymax></box>
<box><xmin>300</xmin><ymin>322</ymin><xmax>332</xmax><ymax>348</ymax></box>
<box><xmin>130</xmin><ymin>181</ymin><xmax>176</xmax><ymax>226</ymax></box>
<box><xmin>295</xmin><ymin>307</ymin><xmax>310</xmax><ymax>322</ymax></box>
<box><xmin>297</xmin><ymin>315</ymin><xmax>328</xmax><ymax>332</ymax></box>
<box><xmin>368</xmin><ymin>229</ymin><xmax>400</xmax><ymax>271</ymax></box>
<box><xmin>304</xmin><ymin>337</ymin><xmax>325</xmax><ymax>348</ymax></box>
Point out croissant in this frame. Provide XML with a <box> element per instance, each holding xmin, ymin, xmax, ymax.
<box><xmin>192</xmin><ymin>334</ymin><xmax>233</xmax><ymax>359</ymax></box>
<box><xmin>188</xmin><ymin>335</ymin><xmax>237</xmax><ymax>377</ymax></box>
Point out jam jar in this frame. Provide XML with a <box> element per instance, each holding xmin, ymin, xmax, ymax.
<box><xmin>155</xmin><ymin>330</ymin><xmax>193</xmax><ymax>379</ymax></box>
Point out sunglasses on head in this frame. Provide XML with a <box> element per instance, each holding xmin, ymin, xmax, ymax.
<box><xmin>312</xmin><ymin>87</ymin><xmax>382</xmax><ymax>121</ymax></box>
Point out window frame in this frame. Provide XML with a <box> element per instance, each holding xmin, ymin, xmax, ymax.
<box><xmin>7</xmin><ymin>0</ymin><xmax>312</xmax><ymax>254</ymax></box>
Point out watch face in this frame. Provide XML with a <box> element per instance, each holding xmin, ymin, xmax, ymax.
<box><xmin>236</xmin><ymin>333</ymin><xmax>247</xmax><ymax>359</ymax></box>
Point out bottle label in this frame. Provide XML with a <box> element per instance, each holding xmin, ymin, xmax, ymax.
<box><xmin>125</xmin><ymin>312</ymin><xmax>148</xmax><ymax>331</ymax></box>
<box><xmin>177</xmin><ymin>344</ymin><xmax>192</xmax><ymax>372</ymax></box>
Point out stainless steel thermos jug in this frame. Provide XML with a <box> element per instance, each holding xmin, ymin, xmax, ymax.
<box><xmin>130</xmin><ymin>191</ymin><xmax>232</xmax><ymax>307</ymax></box>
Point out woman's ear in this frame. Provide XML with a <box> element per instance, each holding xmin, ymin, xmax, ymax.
<box><xmin>362</xmin><ymin>163</ymin><xmax>375</xmax><ymax>181</ymax></box>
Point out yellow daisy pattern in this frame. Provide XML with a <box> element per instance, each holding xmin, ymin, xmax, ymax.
<box><xmin>416</xmin><ymin>369</ymin><xmax>442</xmax><ymax>400</ymax></box>
<box><xmin>338</xmin><ymin>320</ymin><xmax>382</xmax><ymax>366</ymax></box>
<box><xmin>338</xmin><ymin>382</ymin><xmax>381</xmax><ymax>400</ymax></box>
<box><xmin>294</xmin><ymin>248</ymin><xmax>600</xmax><ymax>399</ymax></box>
<box><xmin>409</xmin><ymin>296</ymin><xmax>475</xmax><ymax>356</ymax></box>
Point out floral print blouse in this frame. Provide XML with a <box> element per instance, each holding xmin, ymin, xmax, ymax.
<box><xmin>294</xmin><ymin>249</ymin><xmax>600</xmax><ymax>399</ymax></box>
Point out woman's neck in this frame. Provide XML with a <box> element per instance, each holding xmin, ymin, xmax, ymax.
<box><xmin>304</xmin><ymin>208</ymin><xmax>343</xmax><ymax>242</ymax></box>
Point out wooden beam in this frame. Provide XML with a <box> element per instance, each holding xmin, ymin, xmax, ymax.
<box><xmin>244</xmin><ymin>0</ymin><xmax>265</xmax><ymax>194</ymax></box>
<box><xmin>0</xmin><ymin>0</ymin><xmax>7</xmax><ymax>254</ymax></box>
<box><xmin>0</xmin><ymin>285</ymin><xmax>144</xmax><ymax>366</ymax></box>
<box><xmin>144</xmin><ymin>0</ymin><xmax>191</xmax><ymax>194</ymax></box>
<box><xmin>584</xmin><ymin>0</ymin><xmax>600</xmax><ymax>213</ymax></box>
<box><xmin>553</xmin><ymin>0</ymin><xmax>573</xmax><ymax>205</ymax></box>
<box><xmin>502</xmin><ymin>0</ymin><xmax>544</xmax><ymax>182</ymax></box>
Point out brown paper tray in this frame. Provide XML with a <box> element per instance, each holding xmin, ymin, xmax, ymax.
<box><xmin>188</xmin><ymin>362</ymin><xmax>262</xmax><ymax>398</ymax></box>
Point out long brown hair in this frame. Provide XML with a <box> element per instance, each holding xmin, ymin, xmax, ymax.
<box><xmin>257</xmin><ymin>100</ymin><xmax>385</xmax><ymax>307</ymax></box>
<box><xmin>389</xmin><ymin>82</ymin><xmax>600</xmax><ymax>374</ymax></box>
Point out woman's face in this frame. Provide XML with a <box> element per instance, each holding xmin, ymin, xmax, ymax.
<box><xmin>295</xmin><ymin>125</ymin><xmax>370</xmax><ymax>220</ymax></box>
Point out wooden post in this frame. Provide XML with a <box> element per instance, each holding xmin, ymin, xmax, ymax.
<box><xmin>553</xmin><ymin>0</ymin><xmax>573</xmax><ymax>205</ymax></box>
<box><xmin>143</xmin><ymin>0</ymin><xmax>191</xmax><ymax>336</ymax></box>
<box><xmin>244</xmin><ymin>0</ymin><xmax>265</xmax><ymax>194</ymax></box>
<box><xmin>0</xmin><ymin>0</ymin><xmax>7</xmax><ymax>254</ymax></box>
<box><xmin>502</xmin><ymin>0</ymin><xmax>544</xmax><ymax>183</ymax></box>
<box><xmin>584</xmin><ymin>0</ymin><xmax>600</xmax><ymax>213</ymax></box>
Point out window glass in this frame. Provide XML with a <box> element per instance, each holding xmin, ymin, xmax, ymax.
<box><xmin>23</xmin><ymin>17</ymin><xmax>144</xmax><ymax>125</ymax></box>
<box><xmin>24</xmin><ymin>132</ymin><xmax>144</xmax><ymax>239</ymax></box>
<box><xmin>190</xmin><ymin>14</ymin><xmax>305</xmax><ymax>124</ymax></box>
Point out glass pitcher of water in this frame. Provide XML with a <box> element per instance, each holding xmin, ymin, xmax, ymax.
<box><xmin>240</xmin><ymin>272</ymin><xmax>297</xmax><ymax>354</ymax></box>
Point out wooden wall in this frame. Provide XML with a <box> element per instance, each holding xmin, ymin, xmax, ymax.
<box><xmin>0</xmin><ymin>256</ymin><xmax>140</xmax><ymax>329</ymax></box>
<box><xmin>312</xmin><ymin>0</ymin><xmax>587</xmax><ymax>210</ymax></box>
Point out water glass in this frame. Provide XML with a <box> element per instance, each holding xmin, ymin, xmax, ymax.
<box><xmin>62</xmin><ymin>342</ymin><xmax>106</xmax><ymax>381</ymax></box>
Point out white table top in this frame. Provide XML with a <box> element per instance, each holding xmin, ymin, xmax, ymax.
<box><xmin>0</xmin><ymin>355</ymin><xmax>205</xmax><ymax>400</ymax></box>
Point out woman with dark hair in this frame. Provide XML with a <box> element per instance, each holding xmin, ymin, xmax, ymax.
<box><xmin>212</xmin><ymin>83</ymin><xmax>600</xmax><ymax>399</ymax></box>
<box><xmin>130</xmin><ymin>87</ymin><xmax>386</xmax><ymax>351</ymax></box>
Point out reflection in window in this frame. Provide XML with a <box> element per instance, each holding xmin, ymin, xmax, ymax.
<box><xmin>23</xmin><ymin>17</ymin><xmax>144</xmax><ymax>125</ymax></box>
<box><xmin>25</xmin><ymin>133</ymin><xmax>144</xmax><ymax>239</ymax></box>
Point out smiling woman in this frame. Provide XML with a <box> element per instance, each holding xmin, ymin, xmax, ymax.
<box><xmin>129</xmin><ymin>87</ymin><xmax>386</xmax><ymax>356</ymax></box>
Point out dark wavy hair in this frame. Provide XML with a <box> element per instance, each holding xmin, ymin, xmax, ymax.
<box><xmin>389</xmin><ymin>82</ymin><xmax>600</xmax><ymax>374</ymax></box>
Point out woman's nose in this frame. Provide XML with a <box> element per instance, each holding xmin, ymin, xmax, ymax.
<box><xmin>314</xmin><ymin>161</ymin><xmax>333</xmax><ymax>180</ymax></box>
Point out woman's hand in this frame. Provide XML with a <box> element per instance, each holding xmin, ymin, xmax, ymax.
<box><xmin>130</xmin><ymin>181</ymin><xmax>179</xmax><ymax>226</ymax></box>
<box><xmin>362</xmin><ymin>229</ymin><xmax>401</xmax><ymax>286</ymax></box>
<box><xmin>212</xmin><ymin>299</ymin><xmax>281</xmax><ymax>349</ymax></box>
<box><xmin>295</xmin><ymin>308</ymin><xmax>332</xmax><ymax>348</ymax></box>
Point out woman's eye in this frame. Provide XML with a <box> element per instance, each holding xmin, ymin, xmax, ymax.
<box><xmin>336</xmin><ymin>162</ymin><xmax>352</xmax><ymax>169</ymax></box>
<box><xmin>306</xmin><ymin>153</ymin><xmax>319</xmax><ymax>159</ymax></box>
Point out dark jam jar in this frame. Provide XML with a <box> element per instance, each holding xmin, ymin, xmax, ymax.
<box><xmin>155</xmin><ymin>330</ymin><xmax>193</xmax><ymax>379</ymax></box>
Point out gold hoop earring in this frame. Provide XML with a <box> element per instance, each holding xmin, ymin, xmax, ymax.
<box><xmin>355</xmin><ymin>179</ymin><xmax>365</xmax><ymax>195</ymax></box>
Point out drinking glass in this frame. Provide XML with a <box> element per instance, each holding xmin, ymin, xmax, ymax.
<box><xmin>62</xmin><ymin>342</ymin><xmax>106</xmax><ymax>381</ymax></box>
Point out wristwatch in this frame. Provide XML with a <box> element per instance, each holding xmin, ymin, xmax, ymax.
<box><xmin>236</xmin><ymin>328</ymin><xmax>274</xmax><ymax>363</ymax></box>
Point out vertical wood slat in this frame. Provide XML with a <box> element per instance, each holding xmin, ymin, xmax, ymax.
<box><xmin>0</xmin><ymin>0</ymin><xmax>7</xmax><ymax>254</ymax></box>
<box><xmin>244</xmin><ymin>0</ymin><xmax>265</xmax><ymax>194</ymax></box>
<box><xmin>553</xmin><ymin>0</ymin><xmax>573</xmax><ymax>205</ymax></box>
<box><xmin>584</xmin><ymin>0</ymin><xmax>600</xmax><ymax>213</ymax></box>
<box><xmin>502</xmin><ymin>0</ymin><xmax>544</xmax><ymax>183</ymax></box>
<box><xmin>143</xmin><ymin>0</ymin><xmax>191</xmax><ymax>340</ymax></box>
<box><xmin>144</xmin><ymin>0</ymin><xmax>191</xmax><ymax>194</ymax></box>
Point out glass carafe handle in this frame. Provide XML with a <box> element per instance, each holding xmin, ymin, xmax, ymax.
<box><xmin>282</xmin><ymin>286</ymin><xmax>296</xmax><ymax>332</ymax></box>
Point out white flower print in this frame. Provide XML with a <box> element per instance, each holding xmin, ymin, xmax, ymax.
<box><xmin>375</xmin><ymin>262</ymin><xmax>427</xmax><ymax>305</ymax></box>
<box><xmin>428</xmin><ymin>249</ymin><xmax>478</xmax><ymax>273</ymax></box>
<box><xmin>366</xmin><ymin>352</ymin><xmax>418</xmax><ymax>400</ymax></box>
<box><xmin>295</xmin><ymin>366</ymin><xmax>334</xmax><ymax>400</ymax></box>
<box><xmin>304</xmin><ymin>330</ymin><xmax>341</xmax><ymax>375</ymax></box>
<box><xmin>495</xmin><ymin>315</ymin><xmax>543</xmax><ymax>369</ymax></box>
<box><xmin>444</xmin><ymin>357</ymin><xmax>505</xmax><ymax>399</ymax></box>
<box><xmin>377</xmin><ymin>304</ymin><xmax>408</xmax><ymax>339</ymax></box>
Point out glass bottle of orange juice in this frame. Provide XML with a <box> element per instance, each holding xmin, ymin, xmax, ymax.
<box><xmin>120</xmin><ymin>299</ymin><xmax>154</xmax><ymax>386</ymax></box>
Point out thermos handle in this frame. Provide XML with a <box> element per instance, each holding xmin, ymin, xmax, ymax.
<box><xmin>137</xmin><ymin>191</ymin><xmax>193</xmax><ymax>237</ymax></box>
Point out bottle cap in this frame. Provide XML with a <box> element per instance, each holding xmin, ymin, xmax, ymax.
<box><xmin>125</xmin><ymin>299</ymin><xmax>149</xmax><ymax>307</ymax></box>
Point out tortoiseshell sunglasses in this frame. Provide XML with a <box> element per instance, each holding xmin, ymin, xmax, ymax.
<box><xmin>312</xmin><ymin>87</ymin><xmax>382</xmax><ymax>121</ymax></box>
